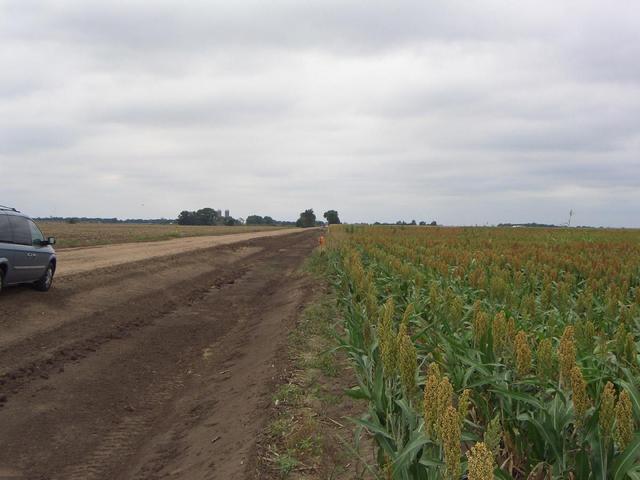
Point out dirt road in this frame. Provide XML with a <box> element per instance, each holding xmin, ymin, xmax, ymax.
<box><xmin>0</xmin><ymin>229</ymin><xmax>319</xmax><ymax>479</ymax></box>
<box><xmin>55</xmin><ymin>227</ymin><xmax>303</xmax><ymax>277</ymax></box>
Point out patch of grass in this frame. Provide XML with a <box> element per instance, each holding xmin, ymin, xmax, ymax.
<box><xmin>275</xmin><ymin>452</ymin><xmax>299</xmax><ymax>476</ymax></box>
<box><xmin>296</xmin><ymin>436</ymin><xmax>320</xmax><ymax>455</ymax></box>
<box><xmin>273</xmin><ymin>383</ymin><xmax>302</xmax><ymax>406</ymax></box>
<box><xmin>268</xmin><ymin>416</ymin><xmax>294</xmax><ymax>438</ymax></box>
<box><xmin>300</xmin><ymin>296</ymin><xmax>338</xmax><ymax>337</ymax></box>
<box><xmin>307</xmin><ymin>352</ymin><xmax>338</xmax><ymax>377</ymax></box>
<box><xmin>303</xmin><ymin>249</ymin><xmax>331</xmax><ymax>278</ymax></box>
<box><xmin>316</xmin><ymin>389</ymin><xmax>342</xmax><ymax>406</ymax></box>
<box><xmin>265</xmin><ymin>411</ymin><xmax>321</xmax><ymax>477</ymax></box>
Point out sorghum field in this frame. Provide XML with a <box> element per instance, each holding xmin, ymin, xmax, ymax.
<box><xmin>326</xmin><ymin>225</ymin><xmax>640</xmax><ymax>479</ymax></box>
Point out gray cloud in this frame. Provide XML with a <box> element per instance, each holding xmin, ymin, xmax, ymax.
<box><xmin>0</xmin><ymin>0</ymin><xmax>639</xmax><ymax>226</ymax></box>
<box><xmin>1</xmin><ymin>1</ymin><xmax>533</xmax><ymax>52</ymax></box>
<box><xmin>0</xmin><ymin>125</ymin><xmax>79</xmax><ymax>154</ymax></box>
<box><xmin>96</xmin><ymin>96</ymin><xmax>294</xmax><ymax>127</ymax></box>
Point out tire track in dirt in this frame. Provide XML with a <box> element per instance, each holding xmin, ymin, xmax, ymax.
<box><xmin>120</xmin><ymin>253</ymin><xmax>318</xmax><ymax>480</ymax></box>
<box><xmin>0</xmin><ymin>249</ymin><xmax>254</xmax><ymax>402</ymax></box>
<box><xmin>60</xmin><ymin>264</ymin><xmax>258</xmax><ymax>480</ymax></box>
<box><xmin>63</xmin><ymin>377</ymin><xmax>180</xmax><ymax>480</ymax></box>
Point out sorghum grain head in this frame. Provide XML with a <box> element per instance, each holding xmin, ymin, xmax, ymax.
<box><xmin>599</xmin><ymin>381</ymin><xmax>616</xmax><ymax>443</ymax></box>
<box><xmin>615</xmin><ymin>390</ymin><xmax>634</xmax><ymax>451</ymax></box>
<box><xmin>537</xmin><ymin>337</ymin><xmax>554</xmax><ymax>380</ymax></box>
<box><xmin>441</xmin><ymin>406</ymin><xmax>461</xmax><ymax>480</ymax></box>
<box><xmin>466</xmin><ymin>442</ymin><xmax>494</xmax><ymax>480</ymax></box>
<box><xmin>492</xmin><ymin>312</ymin><xmax>507</xmax><ymax>357</ymax></box>
<box><xmin>570</xmin><ymin>366</ymin><xmax>590</xmax><ymax>422</ymax></box>
<box><xmin>397</xmin><ymin>323</ymin><xmax>417</xmax><ymax>395</ymax></box>
<box><xmin>377</xmin><ymin>298</ymin><xmax>397</xmax><ymax>375</ymax></box>
<box><xmin>435</xmin><ymin>377</ymin><xmax>454</xmax><ymax>440</ymax></box>
<box><xmin>515</xmin><ymin>330</ymin><xmax>532</xmax><ymax>377</ymax></box>
<box><xmin>483</xmin><ymin>415</ymin><xmax>502</xmax><ymax>457</ymax></box>
<box><xmin>458</xmin><ymin>388</ymin><xmax>471</xmax><ymax>426</ymax></box>
<box><xmin>423</xmin><ymin>368</ymin><xmax>440</xmax><ymax>438</ymax></box>
<box><xmin>559</xmin><ymin>326</ymin><xmax>576</xmax><ymax>385</ymax></box>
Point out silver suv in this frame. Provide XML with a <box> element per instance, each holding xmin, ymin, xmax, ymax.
<box><xmin>0</xmin><ymin>206</ymin><xmax>56</xmax><ymax>294</ymax></box>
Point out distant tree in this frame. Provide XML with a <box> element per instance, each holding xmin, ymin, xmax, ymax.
<box><xmin>323</xmin><ymin>210</ymin><xmax>341</xmax><ymax>225</ymax></box>
<box><xmin>177</xmin><ymin>208</ymin><xmax>221</xmax><ymax>225</ymax></box>
<box><xmin>246</xmin><ymin>215</ymin><xmax>280</xmax><ymax>226</ymax></box>
<box><xmin>430</xmin><ymin>220</ymin><xmax>437</xmax><ymax>226</ymax></box>
<box><xmin>177</xmin><ymin>210</ymin><xmax>195</xmax><ymax>225</ymax></box>
<box><xmin>296</xmin><ymin>209</ymin><xmax>316</xmax><ymax>228</ymax></box>
<box><xmin>197</xmin><ymin>208</ymin><xmax>218</xmax><ymax>225</ymax></box>
<box><xmin>419</xmin><ymin>221</ymin><xmax>427</xmax><ymax>226</ymax></box>
<box><xmin>246</xmin><ymin>215</ymin><xmax>264</xmax><ymax>225</ymax></box>
<box><xmin>410</xmin><ymin>219</ymin><xmax>417</xmax><ymax>225</ymax></box>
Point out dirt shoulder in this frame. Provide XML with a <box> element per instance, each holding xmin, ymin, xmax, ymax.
<box><xmin>55</xmin><ymin>227</ymin><xmax>310</xmax><ymax>277</ymax></box>
<box><xmin>248</xmin><ymin>254</ymin><xmax>375</xmax><ymax>480</ymax></box>
<box><xmin>0</xmin><ymin>229</ymin><xmax>320</xmax><ymax>479</ymax></box>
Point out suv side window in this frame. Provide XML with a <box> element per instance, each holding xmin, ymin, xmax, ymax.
<box><xmin>8</xmin><ymin>216</ymin><xmax>32</xmax><ymax>246</ymax></box>
<box><xmin>0</xmin><ymin>214</ymin><xmax>12</xmax><ymax>243</ymax></box>
<box><xmin>28</xmin><ymin>220</ymin><xmax>45</xmax><ymax>246</ymax></box>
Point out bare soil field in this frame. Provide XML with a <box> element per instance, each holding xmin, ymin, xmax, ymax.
<box><xmin>36</xmin><ymin>222</ymin><xmax>285</xmax><ymax>248</ymax></box>
<box><xmin>0</xmin><ymin>228</ymin><xmax>320</xmax><ymax>480</ymax></box>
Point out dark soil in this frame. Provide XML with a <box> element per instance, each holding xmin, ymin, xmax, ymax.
<box><xmin>0</xmin><ymin>230</ymin><xmax>319</xmax><ymax>480</ymax></box>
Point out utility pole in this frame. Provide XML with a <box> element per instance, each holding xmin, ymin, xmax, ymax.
<box><xmin>567</xmin><ymin>209</ymin><xmax>574</xmax><ymax>227</ymax></box>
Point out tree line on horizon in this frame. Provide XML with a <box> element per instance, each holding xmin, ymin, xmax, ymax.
<box><xmin>31</xmin><ymin>215</ymin><xmax>602</xmax><ymax>229</ymax></box>
<box><xmin>177</xmin><ymin>207</ymin><xmax>341</xmax><ymax>227</ymax></box>
<box><xmin>177</xmin><ymin>208</ymin><xmax>241</xmax><ymax>226</ymax></box>
<box><xmin>33</xmin><ymin>208</ymin><xmax>343</xmax><ymax>227</ymax></box>
<box><xmin>374</xmin><ymin>219</ymin><xmax>437</xmax><ymax>226</ymax></box>
<box><xmin>295</xmin><ymin>209</ymin><xmax>341</xmax><ymax>227</ymax></box>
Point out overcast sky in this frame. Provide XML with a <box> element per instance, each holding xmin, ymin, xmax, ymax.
<box><xmin>1</xmin><ymin>1</ymin><xmax>639</xmax><ymax>226</ymax></box>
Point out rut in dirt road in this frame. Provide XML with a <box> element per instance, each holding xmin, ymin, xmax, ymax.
<box><xmin>0</xmin><ymin>230</ymin><xmax>319</xmax><ymax>480</ymax></box>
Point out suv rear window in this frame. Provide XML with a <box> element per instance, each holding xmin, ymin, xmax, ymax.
<box><xmin>8</xmin><ymin>216</ymin><xmax>32</xmax><ymax>245</ymax></box>
<box><xmin>0</xmin><ymin>214</ymin><xmax>11</xmax><ymax>243</ymax></box>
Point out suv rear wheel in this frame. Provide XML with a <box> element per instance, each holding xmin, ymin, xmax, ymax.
<box><xmin>0</xmin><ymin>268</ymin><xmax>4</xmax><ymax>295</ymax></box>
<box><xmin>34</xmin><ymin>263</ymin><xmax>54</xmax><ymax>292</ymax></box>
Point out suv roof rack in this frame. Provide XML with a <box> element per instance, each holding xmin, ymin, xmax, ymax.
<box><xmin>0</xmin><ymin>205</ymin><xmax>19</xmax><ymax>212</ymax></box>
